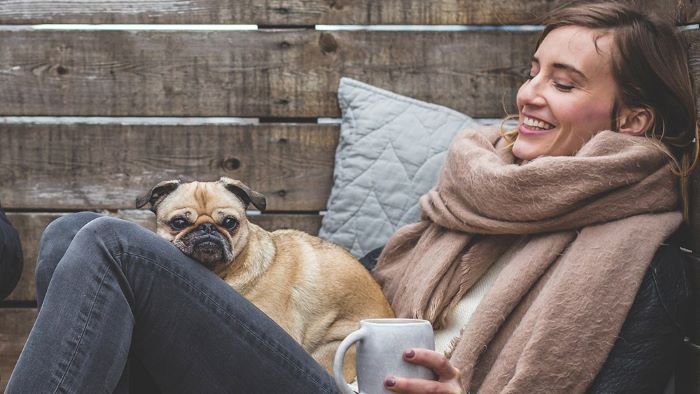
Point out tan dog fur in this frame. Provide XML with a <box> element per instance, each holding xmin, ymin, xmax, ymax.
<box><xmin>138</xmin><ymin>177</ymin><xmax>394</xmax><ymax>381</ymax></box>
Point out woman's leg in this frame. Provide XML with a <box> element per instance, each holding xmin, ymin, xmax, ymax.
<box><xmin>33</xmin><ymin>212</ymin><xmax>159</xmax><ymax>393</ymax></box>
<box><xmin>35</xmin><ymin>212</ymin><xmax>102</xmax><ymax>309</ymax></box>
<box><xmin>8</xmin><ymin>216</ymin><xmax>338</xmax><ymax>393</ymax></box>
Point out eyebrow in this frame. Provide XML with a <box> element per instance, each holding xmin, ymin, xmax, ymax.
<box><xmin>531</xmin><ymin>56</ymin><xmax>589</xmax><ymax>82</ymax></box>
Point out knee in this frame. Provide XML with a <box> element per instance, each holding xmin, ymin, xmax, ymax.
<box><xmin>37</xmin><ymin>212</ymin><xmax>103</xmax><ymax>273</ymax></box>
<box><xmin>75</xmin><ymin>215</ymin><xmax>152</xmax><ymax>253</ymax></box>
<box><xmin>79</xmin><ymin>215</ymin><xmax>138</xmax><ymax>236</ymax></box>
<box><xmin>42</xmin><ymin>212</ymin><xmax>103</xmax><ymax>244</ymax></box>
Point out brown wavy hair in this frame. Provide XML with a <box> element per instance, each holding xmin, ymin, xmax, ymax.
<box><xmin>502</xmin><ymin>1</ymin><xmax>699</xmax><ymax>219</ymax></box>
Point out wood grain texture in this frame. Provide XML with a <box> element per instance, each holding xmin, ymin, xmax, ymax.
<box><xmin>3</xmin><ymin>211</ymin><xmax>322</xmax><ymax>302</ymax></box>
<box><xmin>0</xmin><ymin>308</ymin><xmax>35</xmax><ymax>392</ymax></box>
<box><xmin>0</xmin><ymin>123</ymin><xmax>338</xmax><ymax>211</ymax></box>
<box><xmin>0</xmin><ymin>0</ymin><xmax>693</xmax><ymax>25</ymax></box>
<box><xmin>0</xmin><ymin>29</ymin><xmax>535</xmax><ymax>117</ymax></box>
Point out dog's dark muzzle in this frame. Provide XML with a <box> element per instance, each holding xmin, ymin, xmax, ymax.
<box><xmin>186</xmin><ymin>224</ymin><xmax>231</xmax><ymax>266</ymax></box>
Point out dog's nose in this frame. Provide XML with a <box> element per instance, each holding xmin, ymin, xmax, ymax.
<box><xmin>198</xmin><ymin>223</ymin><xmax>216</xmax><ymax>234</ymax></box>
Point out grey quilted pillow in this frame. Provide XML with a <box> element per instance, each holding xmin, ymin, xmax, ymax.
<box><xmin>319</xmin><ymin>78</ymin><xmax>476</xmax><ymax>258</ymax></box>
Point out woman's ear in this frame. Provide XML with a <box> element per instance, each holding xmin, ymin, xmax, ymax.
<box><xmin>617</xmin><ymin>106</ymin><xmax>655</xmax><ymax>136</ymax></box>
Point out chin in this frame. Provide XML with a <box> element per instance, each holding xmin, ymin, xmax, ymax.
<box><xmin>512</xmin><ymin>138</ymin><xmax>540</xmax><ymax>161</ymax></box>
<box><xmin>511</xmin><ymin>132</ymin><xmax>561</xmax><ymax>160</ymax></box>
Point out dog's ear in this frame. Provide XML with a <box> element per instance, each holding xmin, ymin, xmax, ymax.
<box><xmin>218</xmin><ymin>177</ymin><xmax>267</xmax><ymax>212</ymax></box>
<box><xmin>136</xmin><ymin>180</ymin><xmax>181</xmax><ymax>212</ymax></box>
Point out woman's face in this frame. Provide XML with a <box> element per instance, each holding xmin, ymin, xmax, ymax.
<box><xmin>513</xmin><ymin>26</ymin><xmax>619</xmax><ymax>160</ymax></box>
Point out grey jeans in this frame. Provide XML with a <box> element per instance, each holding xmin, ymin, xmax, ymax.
<box><xmin>6</xmin><ymin>212</ymin><xmax>339</xmax><ymax>393</ymax></box>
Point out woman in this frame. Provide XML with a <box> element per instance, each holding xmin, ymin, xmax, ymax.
<box><xmin>372</xmin><ymin>3</ymin><xmax>696</xmax><ymax>393</ymax></box>
<box><xmin>6</xmin><ymin>2</ymin><xmax>697</xmax><ymax>393</ymax></box>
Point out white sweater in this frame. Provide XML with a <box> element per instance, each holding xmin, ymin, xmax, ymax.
<box><xmin>433</xmin><ymin>245</ymin><xmax>516</xmax><ymax>354</ymax></box>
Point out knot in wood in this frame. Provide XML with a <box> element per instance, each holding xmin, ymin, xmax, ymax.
<box><xmin>325</xmin><ymin>0</ymin><xmax>345</xmax><ymax>10</ymax></box>
<box><xmin>277</xmin><ymin>190</ymin><xmax>287</xmax><ymax>197</ymax></box>
<box><xmin>273</xmin><ymin>7</ymin><xmax>290</xmax><ymax>15</ymax></box>
<box><xmin>56</xmin><ymin>65</ymin><xmax>69</xmax><ymax>75</ymax></box>
<box><xmin>319</xmin><ymin>33</ymin><xmax>338</xmax><ymax>54</ymax></box>
<box><xmin>222</xmin><ymin>158</ymin><xmax>241</xmax><ymax>171</ymax></box>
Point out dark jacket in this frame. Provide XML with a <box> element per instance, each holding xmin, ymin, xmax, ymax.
<box><xmin>587</xmin><ymin>236</ymin><xmax>691</xmax><ymax>393</ymax></box>
<box><xmin>0</xmin><ymin>207</ymin><xmax>23</xmax><ymax>301</ymax></box>
<box><xmin>360</xmin><ymin>234</ymin><xmax>692</xmax><ymax>394</ymax></box>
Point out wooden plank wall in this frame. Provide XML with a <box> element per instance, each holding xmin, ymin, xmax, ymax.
<box><xmin>0</xmin><ymin>0</ymin><xmax>698</xmax><ymax>392</ymax></box>
<box><xmin>0</xmin><ymin>0</ymin><xmax>696</xmax><ymax>25</ymax></box>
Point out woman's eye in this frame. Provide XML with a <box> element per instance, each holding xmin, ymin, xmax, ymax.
<box><xmin>524</xmin><ymin>64</ymin><xmax>538</xmax><ymax>80</ymax></box>
<box><xmin>554</xmin><ymin>82</ymin><xmax>574</xmax><ymax>92</ymax></box>
<box><xmin>170</xmin><ymin>218</ymin><xmax>189</xmax><ymax>230</ymax></box>
<box><xmin>222</xmin><ymin>217</ymin><xmax>239</xmax><ymax>230</ymax></box>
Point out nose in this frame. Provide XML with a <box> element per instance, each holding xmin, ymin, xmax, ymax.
<box><xmin>517</xmin><ymin>76</ymin><xmax>546</xmax><ymax>108</ymax></box>
<box><xmin>198</xmin><ymin>223</ymin><xmax>216</xmax><ymax>234</ymax></box>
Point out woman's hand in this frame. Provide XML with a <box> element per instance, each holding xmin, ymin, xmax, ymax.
<box><xmin>383</xmin><ymin>348</ymin><xmax>465</xmax><ymax>394</ymax></box>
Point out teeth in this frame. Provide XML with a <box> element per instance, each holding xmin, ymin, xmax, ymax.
<box><xmin>523</xmin><ymin>116</ymin><xmax>554</xmax><ymax>130</ymax></box>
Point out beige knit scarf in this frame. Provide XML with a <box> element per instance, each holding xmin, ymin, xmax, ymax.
<box><xmin>372</xmin><ymin>126</ymin><xmax>682</xmax><ymax>393</ymax></box>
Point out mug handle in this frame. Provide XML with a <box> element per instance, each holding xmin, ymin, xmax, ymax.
<box><xmin>333</xmin><ymin>327</ymin><xmax>367</xmax><ymax>394</ymax></box>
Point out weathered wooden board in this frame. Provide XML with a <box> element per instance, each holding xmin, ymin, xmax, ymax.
<box><xmin>0</xmin><ymin>29</ymin><xmax>535</xmax><ymax>117</ymax></box>
<box><xmin>0</xmin><ymin>308</ymin><xmax>35</xmax><ymax>392</ymax></box>
<box><xmin>2</xmin><ymin>211</ymin><xmax>323</xmax><ymax>302</ymax></box>
<box><xmin>0</xmin><ymin>123</ymin><xmax>338</xmax><ymax>211</ymax></box>
<box><xmin>0</xmin><ymin>0</ymin><xmax>693</xmax><ymax>25</ymax></box>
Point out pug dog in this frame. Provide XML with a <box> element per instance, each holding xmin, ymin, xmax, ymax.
<box><xmin>136</xmin><ymin>177</ymin><xmax>394</xmax><ymax>381</ymax></box>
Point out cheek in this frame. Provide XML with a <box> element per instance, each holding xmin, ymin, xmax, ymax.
<box><xmin>230</xmin><ymin>226</ymin><xmax>248</xmax><ymax>248</ymax></box>
<box><xmin>515</xmin><ymin>82</ymin><xmax>529</xmax><ymax>111</ymax></box>
<box><xmin>558</xmin><ymin>100</ymin><xmax>613</xmax><ymax>134</ymax></box>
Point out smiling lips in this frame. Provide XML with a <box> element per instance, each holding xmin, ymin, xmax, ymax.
<box><xmin>520</xmin><ymin>115</ymin><xmax>556</xmax><ymax>136</ymax></box>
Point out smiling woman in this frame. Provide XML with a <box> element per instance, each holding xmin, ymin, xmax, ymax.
<box><xmin>514</xmin><ymin>26</ymin><xmax>622</xmax><ymax>159</ymax></box>
<box><xmin>372</xmin><ymin>2</ymin><xmax>697</xmax><ymax>393</ymax></box>
<box><xmin>505</xmin><ymin>2</ymin><xmax>698</xmax><ymax>217</ymax></box>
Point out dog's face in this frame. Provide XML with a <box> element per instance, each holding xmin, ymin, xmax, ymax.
<box><xmin>137</xmin><ymin>177</ymin><xmax>266</xmax><ymax>270</ymax></box>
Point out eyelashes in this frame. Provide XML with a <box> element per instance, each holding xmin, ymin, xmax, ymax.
<box><xmin>522</xmin><ymin>72</ymin><xmax>575</xmax><ymax>92</ymax></box>
<box><xmin>554</xmin><ymin>83</ymin><xmax>574</xmax><ymax>92</ymax></box>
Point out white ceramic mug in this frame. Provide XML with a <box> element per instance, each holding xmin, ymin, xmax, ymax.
<box><xmin>333</xmin><ymin>318</ymin><xmax>436</xmax><ymax>394</ymax></box>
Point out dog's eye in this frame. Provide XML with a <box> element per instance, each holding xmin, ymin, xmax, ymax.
<box><xmin>222</xmin><ymin>217</ymin><xmax>239</xmax><ymax>230</ymax></box>
<box><xmin>170</xmin><ymin>217</ymin><xmax>189</xmax><ymax>230</ymax></box>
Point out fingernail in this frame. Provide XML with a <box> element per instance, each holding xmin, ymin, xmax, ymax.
<box><xmin>385</xmin><ymin>376</ymin><xmax>396</xmax><ymax>387</ymax></box>
<box><xmin>404</xmin><ymin>349</ymin><xmax>415</xmax><ymax>359</ymax></box>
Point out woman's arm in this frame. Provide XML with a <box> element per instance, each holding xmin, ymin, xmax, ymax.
<box><xmin>0</xmin><ymin>206</ymin><xmax>23</xmax><ymax>301</ymax></box>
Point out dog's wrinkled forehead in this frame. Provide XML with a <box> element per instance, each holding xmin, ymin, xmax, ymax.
<box><xmin>158</xmin><ymin>182</ymin><xmax>247</xmax><ymax>214</ymax></box>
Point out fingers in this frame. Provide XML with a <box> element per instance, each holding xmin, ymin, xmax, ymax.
<box><xmin>384</xmin><ymin>376</ymin><xmax>462</xmax><ymax>394</ymax></box>
<box><xmin>382</xmin><ymin>349</ymin><xmax>464</xmax><ymax>394</ymax></box>
<box><xmin>403</xmin><ymin>348</ymin><xmax>460</xmax><ymax>381</ymax></box>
